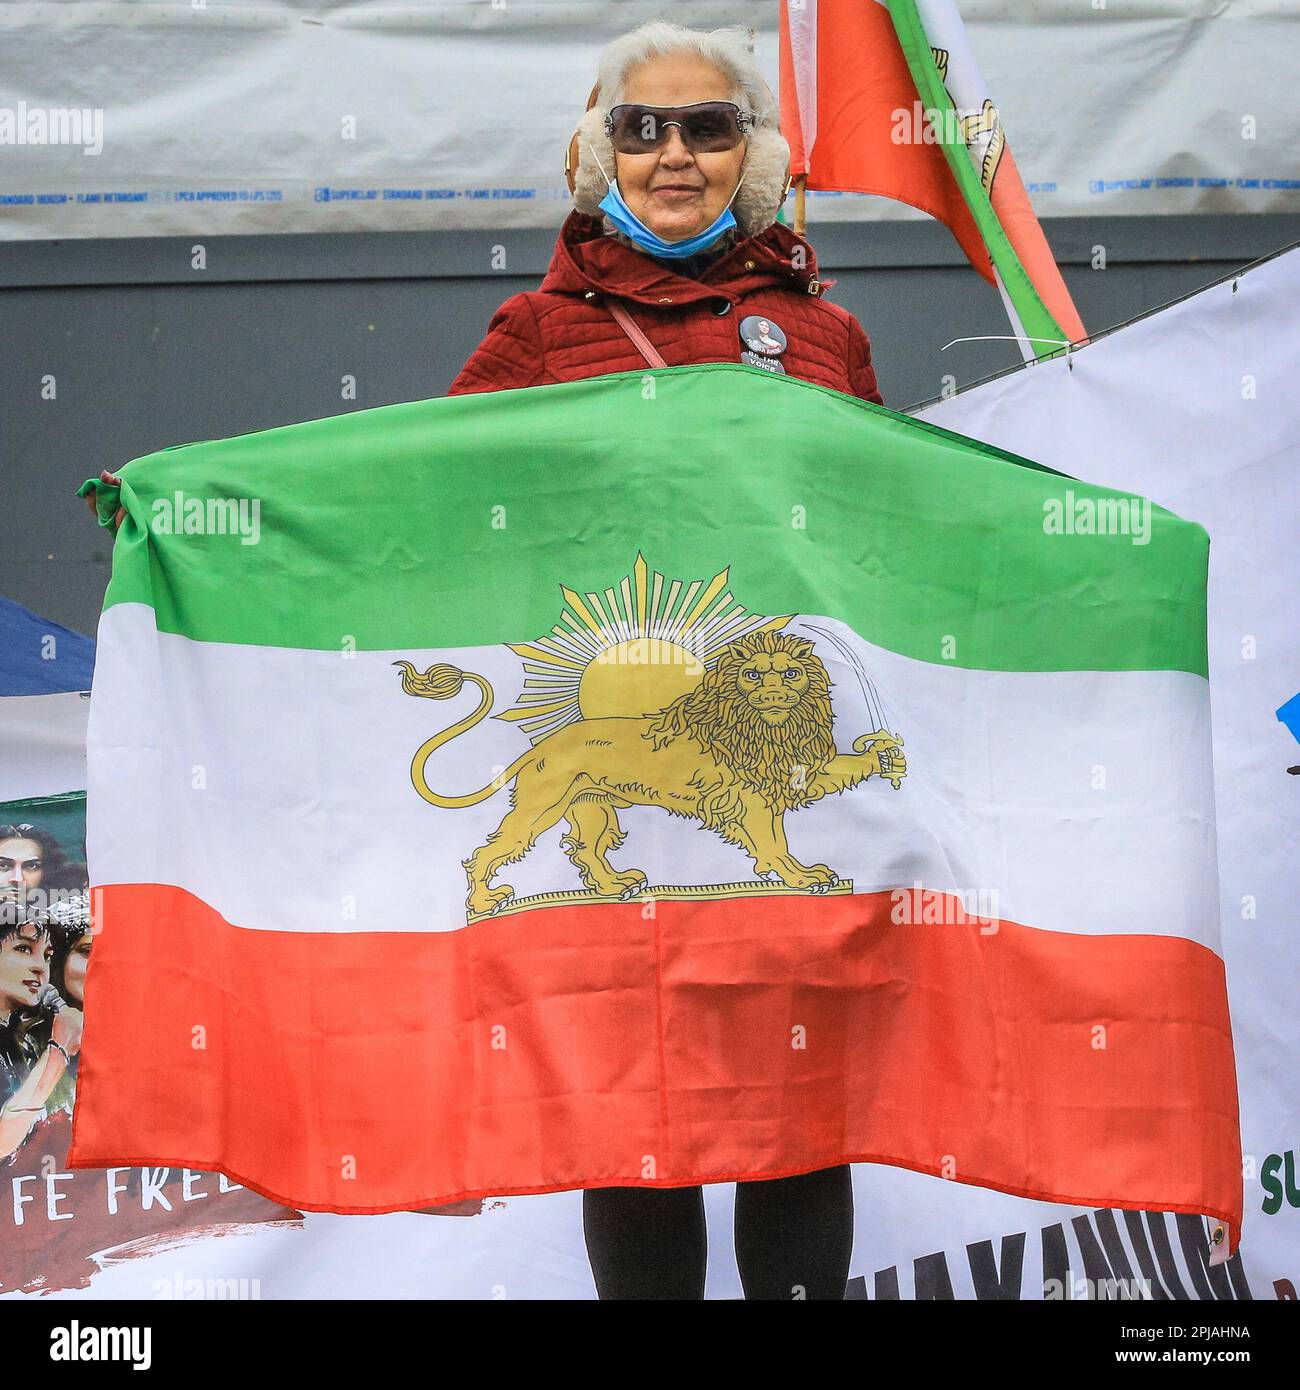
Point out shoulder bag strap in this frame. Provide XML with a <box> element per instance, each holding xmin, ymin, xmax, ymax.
<box><xmin>603</xmin><ymin>297</ymin><xmax>667</xmax><ymax>369</ymax></box>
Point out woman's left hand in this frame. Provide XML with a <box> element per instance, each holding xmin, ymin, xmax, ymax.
<box><xmin>85</xmin><ymin>469</ymin><xmax>126</xmax><ymax>531</ymax></box>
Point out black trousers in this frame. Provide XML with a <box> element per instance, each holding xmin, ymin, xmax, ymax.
<box><xmin>582</xmin><ymin>1164</ymin><xmax>854</xmax><ymax>1300</ymax></box>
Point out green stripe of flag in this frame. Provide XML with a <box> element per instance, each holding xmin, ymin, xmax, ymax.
<box><xmin>886</xmin><ymin>0</ymin><xmax>1068</xmax><ymax>360</ymax></box>
<box><xmin>87</xmin><ymin>365</ymin><xmax>1207</xmax><ymax>675</ymax></box>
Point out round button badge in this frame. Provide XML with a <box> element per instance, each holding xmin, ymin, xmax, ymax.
<box><xmin>739</xmin><ymin>315</ymin><xmax>788</xmax><ymax>356</ymax></box>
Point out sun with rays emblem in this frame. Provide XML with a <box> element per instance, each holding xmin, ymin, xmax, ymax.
<box><xmin>395</xmin><ymin>555</ymin><xmax>907</xmax><ymax>921</ymax></box>
<box><xmin>496</xmin><ymin>554</ymin><xmax>788</xmax><ymax>742</ymax></box>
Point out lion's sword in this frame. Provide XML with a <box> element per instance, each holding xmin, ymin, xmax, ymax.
<box><xmin>798</xmin><ymin>620</ymin><xmax>905</xmax><ymax>788</ymax></box>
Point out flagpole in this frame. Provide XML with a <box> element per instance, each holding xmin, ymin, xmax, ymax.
<box><xmin>992</xmin><ymin>265</ymin><xmax>1037</xmax><ymax>363</ymax></box>
<box><xmin>794</xmin><ymin>174</ymin><xmax>807</xmax><ymax>237</ymax></box>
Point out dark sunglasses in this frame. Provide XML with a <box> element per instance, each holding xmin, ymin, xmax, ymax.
<box><xmin>604</xmin><ymin>101</ymin><xmax>754</xmax><ymax>155</ymax></box>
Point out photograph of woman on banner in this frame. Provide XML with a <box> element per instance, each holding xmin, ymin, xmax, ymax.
<box><xmin>0</xmin><ymin>825</ymin><xmax>49</xmax><ymax>920</ymax></box>
<box><xmin>50</xmin><ymin>895</ymin><xmax>93</xmax><ymax>1014</ymax></box>
<box><xmin>43</xmin><ymin>889</ymin><xmax>93</xmax><ymax>1108</ymax></box>
<box><xmin>0</xmin><ymin>822</ymin><xmax>89</xmax><ymax>920</ymax></box>
<box><xmin>0</xmin><ymin>890</ymin><xmax>87</xmax><ymax>1164</ymax></box>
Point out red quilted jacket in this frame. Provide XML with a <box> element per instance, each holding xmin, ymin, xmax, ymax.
<box><xmin>447</xmin><ymin>209</ymin><xmax>884</xmax><ymax>406</ymax></box>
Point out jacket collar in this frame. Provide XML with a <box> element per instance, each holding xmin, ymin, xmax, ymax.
<box><xmin>538</xmin><ymin>209</ymin><xmax>834</xmax><ymax>307</ymax></box>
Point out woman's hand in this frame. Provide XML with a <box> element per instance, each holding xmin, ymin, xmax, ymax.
<box><xmin>85</xmin><ymin>469</ymin><xmax>126</xmax><ymax>531</ymax></box>
<box><xmin>52</xmin><ymin>1003</ymin><xmax>85</xmax><ymax>1057</ymax></box>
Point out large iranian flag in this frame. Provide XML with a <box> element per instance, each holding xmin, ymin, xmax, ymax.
<box><xmin>70</xmin><ymin>364</ymin><xmax>1242</xmax><ymax>1255</ymax></box>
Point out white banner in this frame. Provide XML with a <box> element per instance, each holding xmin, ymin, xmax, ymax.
<box><xmin>900</xmin><ymin>243</ymin><xmax>1300</xmax><ymax>1299</ymax></box>
<box><xmin>1</xmin><ymin>0</ymin><xmax>1296</xmax><ymax>241</ymax></box>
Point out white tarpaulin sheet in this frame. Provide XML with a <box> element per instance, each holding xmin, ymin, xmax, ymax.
<box><xmin>0</xmin><ymin>0</ymin><xmax>1297</xmax><ymax>241</ymax></box>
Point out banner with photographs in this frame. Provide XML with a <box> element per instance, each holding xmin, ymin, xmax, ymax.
<box><xmin>0</xmin><ymin>794</ymin><xmax>300</xmax><ymax>1296</ymax></box>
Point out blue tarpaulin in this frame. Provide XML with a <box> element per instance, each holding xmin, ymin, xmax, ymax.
<box><xmin>0</xmin><ymin>597</ymin><xmax>94</xmax><ymax>696</ymax></box>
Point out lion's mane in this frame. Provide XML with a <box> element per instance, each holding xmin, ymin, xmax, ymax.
<box><xmin>644</xmin><ymin>630</ymin><xmax>836</xmax><ymax>815</ymax></box>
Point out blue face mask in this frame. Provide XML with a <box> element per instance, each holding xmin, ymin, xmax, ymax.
<box><xmin>590</xmin><ymin>143</ymin><xmax>745</xmax><ymax>259</ymax></box>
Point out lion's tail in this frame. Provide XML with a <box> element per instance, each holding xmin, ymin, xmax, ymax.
<box><xmin>393</xmin><ymin>661</ymin><xmax>532</xmax><ymax>809</ymax></box>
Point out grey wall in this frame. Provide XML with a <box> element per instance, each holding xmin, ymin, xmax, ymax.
<box><xmin>2</xmin><ymin>212</ymin><xmax>1296</xmax><ymax>637</ymax></box>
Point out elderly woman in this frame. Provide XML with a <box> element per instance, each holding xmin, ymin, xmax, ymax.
<box><xmin>448</xmin><ymin>22</ymin><xmax>883</xmax><ymax>407</ymax></box>
<box><xmin>450</xmin><ymin>22</ymin><xmax>880</xmax><ymax>1301</ymax></box>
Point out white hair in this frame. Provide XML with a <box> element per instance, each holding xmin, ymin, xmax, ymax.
<box><xmin>597</xmin><ymin>22</ymin><xmax>779</xmax><ymax>123</ymax></box>
<box><xmin>570</xmin><ymin>21</ymin><xmax>790</xmax><ymax>237</ymax></box>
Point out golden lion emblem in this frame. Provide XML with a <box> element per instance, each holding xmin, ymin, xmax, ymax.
<box><xmin>396</xmin><ymin>630</ymin><xmax>905</xmax><ymax>917</ymax></box>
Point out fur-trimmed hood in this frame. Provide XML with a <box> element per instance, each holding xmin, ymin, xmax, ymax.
<box><xmin>568</xmin><ymin>103</ymin><xmax>791</xmax><ymax>238</ymax></box>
